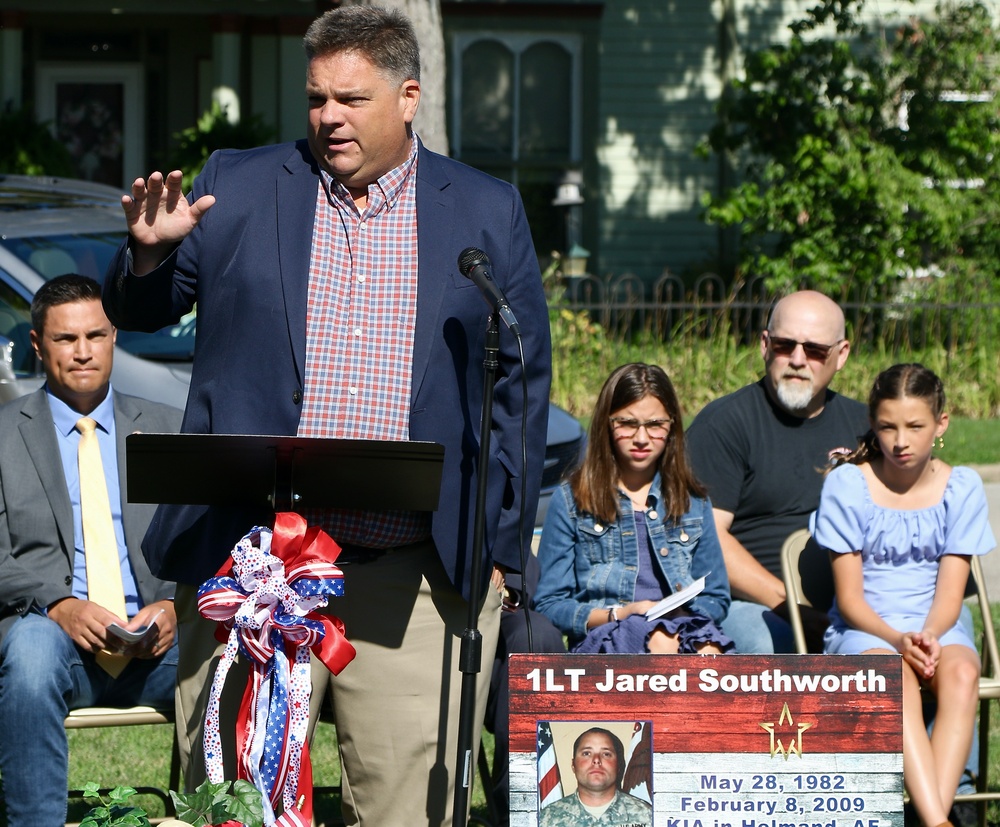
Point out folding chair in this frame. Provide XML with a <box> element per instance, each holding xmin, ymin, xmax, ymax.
<box><xmin>64</xmin><ymin>705</ymin><xmax>179</xmax><ymax>824</ymax></box>
<box><xmin>961</xmin><ymin>555</ymin><xmax>1000</xmax><ymax>824</ymax></box>
<box><xmin>779</xmin><ymin>528</ymin><xmax>832</xmax><ymax>654</ymax></box>
<box><xmin>780</xmin><ymin>529</ymin><xmax>1000</xmax><ymax>826</ymax></box>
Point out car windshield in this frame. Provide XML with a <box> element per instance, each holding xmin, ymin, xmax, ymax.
<box><xmin>0</xmin><ymin>232</ymin><xmax>195</xmax><ymax>362</ymax></box>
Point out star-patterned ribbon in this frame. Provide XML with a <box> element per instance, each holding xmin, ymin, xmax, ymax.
<box><xmin>198</xmin><ymin>512</ymin><xmax>356</xmax><ymax>827</ymax></box>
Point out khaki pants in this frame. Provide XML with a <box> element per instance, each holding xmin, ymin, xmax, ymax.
<box><xmin>174</xmin><ymin>542</ymin><xmax>502</xmax><ymax>827</ymax></box>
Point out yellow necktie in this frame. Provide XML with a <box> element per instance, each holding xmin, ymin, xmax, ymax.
<box><xmin>77</xmin><ymin>416</ymin><xmax>129</xmax><ymax>677</ymax></box>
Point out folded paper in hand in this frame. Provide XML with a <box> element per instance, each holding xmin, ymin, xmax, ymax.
<box><xmin>106</xmin><ymin>622</ymin><xmax>154</xmax><ymax>644</ymax></box>
<box><xmin>645</xmin><ymin>575</ymin><xmax>707</xmax><ymax>621</ymax></box>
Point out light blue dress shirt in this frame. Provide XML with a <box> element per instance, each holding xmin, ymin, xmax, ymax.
<box><xmin>46</xmin><ymin>386</ymin><xmax>142</xmax><ymax>617</ymax></box>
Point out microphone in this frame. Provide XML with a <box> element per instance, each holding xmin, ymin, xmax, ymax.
<box><xmin>458</xmin><ymin>247</ymin><xmax>521</xmax><ymax>335</ymax></box>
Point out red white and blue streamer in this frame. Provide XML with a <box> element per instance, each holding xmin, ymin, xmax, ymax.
<box><xmin>198</xmin><ymin>512</ymin><xmax>356</xmax><ymax>827</ymax></box>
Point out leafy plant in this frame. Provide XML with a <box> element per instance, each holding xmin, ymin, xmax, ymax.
<box><xmin>80</xmin><ymin>784</ymin><xmax>150</xmax><ymax>827</ymax></box>
<box><xmin>544</xmin><ymin>252</ymin><xmax>617</xmax><ymax>413</ymax></box>
<box><xmin>0</xmin><ymin>105</ymin><xmax>75</xmax><ymax>176</ymax></box>
<box><xmin>699</xmin><ymin>0</ymin><xmax>1000</xmax><ymax>300</ymax></box>
<box><xmin>170</xmin><ymin>779</ymin><xmax>264</xmax><ymax>827</ymax></box>
<box><xmin>79</xmin><ymin>779</ymin><xmax>263</xmax><ymax>827</ymax></box>
<box><xmin>172</xmin><ymin>103</ymin><xmax>276</xmax><ymax>191</ymax></box>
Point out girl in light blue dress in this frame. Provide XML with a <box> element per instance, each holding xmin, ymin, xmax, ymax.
<box><xmin>812</xmin><ymin>364</ymin><xmax>995</xmax><ymax>827</ymax></box>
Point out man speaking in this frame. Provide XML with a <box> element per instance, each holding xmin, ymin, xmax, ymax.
<box><xmin>103</xmin><ymin>5</ymin><xmax>551</xmax><ymax>826</ymax></box>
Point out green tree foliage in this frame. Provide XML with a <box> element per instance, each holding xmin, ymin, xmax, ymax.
<box><xmin>701</xmin><ymin>0</ymin><xmax>1000</xmax><ymax>300</ymax></box>
<box><xmin>172</xmin><ymin>103</ymin><xmax>276</xmax><ymax>190</ymax></box>
<box><xmin>0</xmin><ymin>106</ymin><xmax>75</xmax><ymax>176</ymax></box>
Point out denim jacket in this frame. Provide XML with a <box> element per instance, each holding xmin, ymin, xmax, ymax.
<box><xmin>533</xmin><ymin>473</ymin><xmax>730</xmax><ymax>645</ymax></box>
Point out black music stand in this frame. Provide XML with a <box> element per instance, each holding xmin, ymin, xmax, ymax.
<box><xmin>124</xmin><ymin>433</ymin><xmax>445</xmax><ymax>817</ymax></box>
<box><xmin>125</xmin><ymin>433</ymin><xmax>444</xmax><ymax>512</ymax></box>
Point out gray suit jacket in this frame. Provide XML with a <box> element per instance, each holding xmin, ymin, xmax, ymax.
<box><xmin>0</xmin><ymin>388</ymin><xmax>182</xmax><ymax>643</ymax></box>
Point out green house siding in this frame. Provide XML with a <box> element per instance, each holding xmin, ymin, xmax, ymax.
<box><xmin>597</xmin><ymin>1</ymin><xmax>723</xmax><ymax>280</ymax></box>
<box><xmin>593</xmin><ymin>0</ymin><xmax>998</xmax><ymax>283</ymax></box>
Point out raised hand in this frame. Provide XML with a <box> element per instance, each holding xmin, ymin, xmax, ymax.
<box><xmin>123</xmin><ymin>170</ymin><xmax>216</xmax><ymax>274</ymax></box>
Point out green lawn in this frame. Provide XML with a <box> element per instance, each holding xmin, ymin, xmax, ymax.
<box><xmin>940</xmin><ymin>418</ymin><xmax>1000</xmax><ymax>469</ymax></box>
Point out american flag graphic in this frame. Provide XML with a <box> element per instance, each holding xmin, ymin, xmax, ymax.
<box><xmin>537</xmin><ymin>721</ymin><xmax>563</xmax><ymax>807</ymax></box>
<box><xmin>623</xmin><ymin>720</ymin><xmax>652</xmax><ymax>804</ymax></box>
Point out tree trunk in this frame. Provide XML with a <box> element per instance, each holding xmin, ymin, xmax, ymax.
<box><xmin>346</xmin><ymin>0</ymin><xmax>449</xmax><ymax>156</ymax></box>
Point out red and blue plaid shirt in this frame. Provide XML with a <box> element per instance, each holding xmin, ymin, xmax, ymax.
<box><xmin>297</xmin><ymin>138</ymin><xmax>430</xmax><ymax>547</ymax></box>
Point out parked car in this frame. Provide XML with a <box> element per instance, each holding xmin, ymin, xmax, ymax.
<box><xmin>0</xmin><ymin>174</ymin><xmax>194</xmax><ymax>407</ymax></box>
<box><xmin>0</xmin><ymin>174</ymin><xmax>584</xmax><ymax>526</ymax></box>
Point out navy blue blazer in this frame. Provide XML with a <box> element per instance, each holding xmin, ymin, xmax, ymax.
<box><xmin>104</xmin><ymin>140</ymin><xmax>551</xmax><ymax>599</ymax></box>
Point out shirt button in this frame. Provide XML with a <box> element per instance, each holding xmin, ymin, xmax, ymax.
<box><xmin>65</xmin><ymin>575</ymin><xmax>73</xmax><ymax>586</ymax></box>
<box><xmin>349</xmin><ymin>387</ymin><xmax>358</xmax><ymax>396</ymax></box>
<box><xmin>675</xmin><ymin>582</ymin><xmax>684</xmax><ymax>592</ymax></box>
<box><xmin>659</xmin><ymin>547</ymin><xmax>668</xmax><ymax>557</ymax></box>
<box><xmin>648</xmin><ymin>510</ymin><xmax>658</xmax><ymax>520</ymax></box>
<box><xmin>679</xmin><ymin>531</ymin><xmax>689</xmax><ymax>542</ymax></box>
<box><xmin>292</xmin><ymin>390</ymin><xmax>302</xmax><ymax>405</ymax></box>
<box><xmin>354</xmin><ymin>328</ymin><xmax>362</xmax><ymax>337</ymax></box>
<box><xmin>358</xmin><ymin>275</ymin><xmax>366</xmax><ymax>283</ymax></box>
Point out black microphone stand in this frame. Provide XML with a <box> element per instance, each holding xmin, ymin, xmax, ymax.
<box><xmin>453</xmin><ymin>313</ymin><xmax>500</xmax><ymax>827</ymax></box>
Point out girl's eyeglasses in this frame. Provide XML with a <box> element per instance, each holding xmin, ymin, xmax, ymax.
<box><xmin>609</xmin><ymin>417</ymin><xmax>671</xmax><ymax>439</ymax></box>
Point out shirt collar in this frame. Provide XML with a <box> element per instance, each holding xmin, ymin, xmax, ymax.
<box><xmin>46</xmin><ymin>385</ymin><xmax>115</xmax><ymax>437</ymax></box>
<box><xmin>618</xmin><ymin>471</ymin><xmax>662</xmax><ymax>508</ymax></box>
<box><xmin>321</xmin><ymin>134</ymin><xmax>419</xmax><ymax>213</ymax></box>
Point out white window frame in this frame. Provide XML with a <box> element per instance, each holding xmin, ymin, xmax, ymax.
<box><xmin>450</xmin><ymin>31</ymin><xmax>583</xmax><ymax>168</ymax></box>
<box><xmin>35</xmin><ymin>62</ymin><xmax>145</xmax><ymax>189</ymax></box>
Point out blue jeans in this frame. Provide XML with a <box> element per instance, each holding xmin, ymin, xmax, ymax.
<box><xmin>0</xmin><ymin>613</ymin><xmax>178</xmax><ymax>827</ymax></box>
<box><xmin>721</xmin><ymin>599</ymin><xmax>796</xmax><ymax>654</ymax></box>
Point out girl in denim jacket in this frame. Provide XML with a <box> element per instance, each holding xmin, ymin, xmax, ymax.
<box><xmin>534</xmin><ymin>363</ymin><xmax>733</xmax><ymax>654</ymax></box>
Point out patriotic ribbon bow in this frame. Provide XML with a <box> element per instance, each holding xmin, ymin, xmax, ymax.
<box><xmin>198</xmin><ymin>512</ymin><xmax>356</xmax><ymax>827</ymax></box>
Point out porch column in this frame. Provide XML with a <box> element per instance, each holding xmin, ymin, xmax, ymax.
<box><xmin>277</xmin><ymin>18</ymin><xmax>309</xmax><ymax>143</ymax></box>
<box><xmin>0</xmin><ymin>11</ymin><xmax>25</xmax><ymax>110</ymax></box>
<box><xmin>211</xmin><ymin>14</ymin><xmax>243</xmax><ymax>124</ymax></box>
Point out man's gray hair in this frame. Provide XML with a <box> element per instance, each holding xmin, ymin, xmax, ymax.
<box><xmin>303</xmin><ymin>4</ymin><xmax>420</xmax><ymax>85</ymax></box>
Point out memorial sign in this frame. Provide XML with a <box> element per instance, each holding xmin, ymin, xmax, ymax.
<box><xmin>508</xmin><ymin>654</ymin><xmax>903</xmax><ymax>827</ymax></box>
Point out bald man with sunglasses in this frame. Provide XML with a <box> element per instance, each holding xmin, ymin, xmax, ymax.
<box><xmin>686</xmin><ymin>290</ymin><xmax>867</xmax><ymax>654</ymax></box>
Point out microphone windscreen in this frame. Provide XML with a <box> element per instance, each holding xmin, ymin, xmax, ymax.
<box><xmin>458</xmin><ymin>247</ymin><xmax>490</xmax><ymax>278</ymax></box>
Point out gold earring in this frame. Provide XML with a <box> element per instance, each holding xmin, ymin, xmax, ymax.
<box><xmin>935</xmin><ymin>435</ymin><xmax>945</xmax><ymax>450</ymax></box>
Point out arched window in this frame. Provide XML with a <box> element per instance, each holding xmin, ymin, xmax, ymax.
<box><xmin>451</xmin><ymin>32</ymin><xmax>581</xmax><ymax>253</ymax></box>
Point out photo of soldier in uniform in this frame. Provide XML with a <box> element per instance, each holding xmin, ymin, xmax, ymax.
<box><xmin>537</xmin><ymin>720</ymin><xmax>653</xmax><ymax>827</ymax></box>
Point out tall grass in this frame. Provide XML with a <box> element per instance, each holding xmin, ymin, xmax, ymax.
<box><xmin>549</xmin><ymin>308</ymin><xmax>1000</xmax><ymax>423</ymax></box>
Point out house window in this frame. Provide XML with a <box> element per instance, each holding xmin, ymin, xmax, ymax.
<box><xmin>450</xmin><ymin>32</ymin><xmax>582</xmax><ymax>254</ymax></box>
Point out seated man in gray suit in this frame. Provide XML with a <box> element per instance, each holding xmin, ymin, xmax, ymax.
<box><xmin>0</xmin><ymin>275</ymin><xmax>182</xmax><ymax>827</ymax></box>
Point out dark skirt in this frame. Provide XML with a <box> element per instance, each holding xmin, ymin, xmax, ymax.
<box><xmin>570</xmin><ymin>612</ymin><xmax>734</xmax><ymax>654</ymax></box>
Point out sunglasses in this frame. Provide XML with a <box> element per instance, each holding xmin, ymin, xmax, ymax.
<box><xmin>766</xmin><ymin>333</ymin><xmax>843</xmax><ymax>361</ymax></box>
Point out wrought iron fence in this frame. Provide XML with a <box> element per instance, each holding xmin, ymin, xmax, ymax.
<box><xmin>560</xmin><ymin>271</ymin><xmax>1000</xmax><ymax>351</ymax></box>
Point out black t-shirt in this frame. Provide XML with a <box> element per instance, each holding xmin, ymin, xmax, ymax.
<box><xmin>686</xmin><ymin>379</ymin><xmax>867</xmax><ymax>577</ymax></box>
